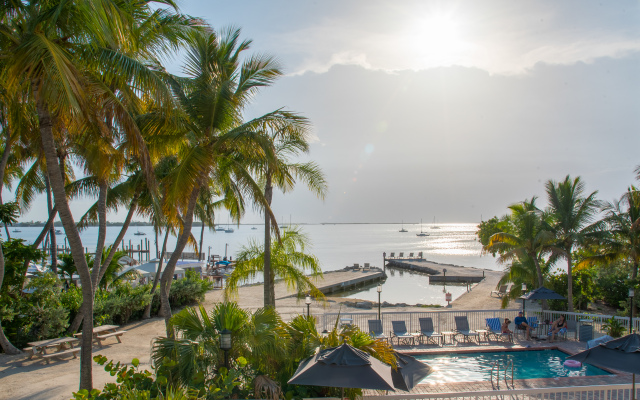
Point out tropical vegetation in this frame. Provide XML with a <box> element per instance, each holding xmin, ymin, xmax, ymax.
<box><xmin>479</xmin><ymin>172</ymin><xmax>639</xmax><ymax>315</ymax></box>
<box><xmin>0</xmin><ymin>0</ymin><xmax>326</xmax><ymax>392</ymax></box>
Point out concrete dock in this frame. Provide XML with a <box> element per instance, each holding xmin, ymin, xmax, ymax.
<box><xmin>386</xmin><ymin>259</ymin><xmax>486</xmax><ymax>283</ymax></box>
<box><xmin>276</xmin><ymin>268</ymin><xmax>386</xmax><ymax>299</ymax></box>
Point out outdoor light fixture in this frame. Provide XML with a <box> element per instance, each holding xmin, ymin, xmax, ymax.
<box><xmin>522</xmin><ymin>283</ymin><xmax>527</xmax><ymax>292</ymax></box>
<box><xmin>305</xmin><ymin>294</ymin><xmax>311</xmax><ymax>317</ymax></box>
<box><xmin>377</xmin><ymin>284</ymin><xmax>382</xmax><ymax>320</ymax></box>
<box><xmin>220</xmin><ymin>329</ymin><xmax>232</xmax><ymax>369</ymax></box>
<box><xmin>630</xmin><ymin>288</ymin><xmax>635</xmax><ymax>334</ymax></box>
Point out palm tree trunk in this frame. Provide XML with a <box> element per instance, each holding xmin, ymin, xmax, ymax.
<box><xmin>0</xmin><ymin>128</ymin><xmax>21</xmax><ymax>354</ymax></box>
<box><xmin>90</xmin><ymin>181</ymin><xmax>108</xmax><ymax>291</ymax></box>
<box><xmin>199</xmin><ymin>220</ymin><xmax>205</xmax><ymax>261</ymax></box>
<box><xmin>97</xmin><ymin>199</ymin><xmax>137</xmax><ymax>285</ymax></box>
<box><xmin>159</xmin><ymin>187</ymin><xmax>200</xmax><ymax>335</ymax></box>
<box><xmin>36</xmin><ymin>89</ymin><xmax>94</xmax><ymax>390</ymax></box>
<box><xmin>263</xmin><ymin>176</ymin><xmax>274</xmax><ymax>307</ymax></box>
<box><xmin>633</xmin><ymin>261</ymin><xmax>638</xmax><ymax>319</ymax></box>
<box><xmin>143</xmin><ymin>228</ymin><xmax>169</xmax><ymax>319</ymax></box>
<box><xmin>566</xmin><ymin>249</ymin><xmax>574</xmax><ymax>313</ymax></box>
<box><xmin>45</xmin><ymin>176</ymin><xmax>57</xmax><ymax>273</ymax></box>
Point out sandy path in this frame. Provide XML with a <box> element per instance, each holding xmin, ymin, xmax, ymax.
<box><xmin>0</xmin><ymin>267</ymin><xmax>509</xmax><ymax>400</ymax></box>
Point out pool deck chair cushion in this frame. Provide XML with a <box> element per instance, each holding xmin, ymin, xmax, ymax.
<box><xmin>418</xmin><ymin>317</ymin><xmax>443</xmax><ymax>345</ymax></box>
<box><xmin>368</xmin><ymin>320</ymin><xmax>388</xmax><ymax>342</ymax></box>
<box><xmin>485</xmin><ymin>318</ymin><xmax>512</xmax><ymax>342</ymax></box>
<box><xmin>391</xmin><ymin>321</ymin><xmax>417</xmax><ymax>346</ymax></box>
<box><xmin>454</xmin><ymin>316</ymin><xmax>479</xmax><ymax>343</ymax></box>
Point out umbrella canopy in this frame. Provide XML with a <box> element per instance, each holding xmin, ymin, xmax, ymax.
<box><xmin>520</xmin><ymin>286</ymin><xmax>566</xmax><ymax>301</ymax></box>
<box><xmin>288</xmin><ymin>343</ymin><xmax>395</xmax><ymax>391</ymax></box>
<box><xmin>568</xmin><ymin>333</ymin><xmax>640</xmax><ymax>374</ymax></box>
<box><xmin>392</xmin><ymin>353</ymin><xmax>432</xmax><ymax>391</ymax></box>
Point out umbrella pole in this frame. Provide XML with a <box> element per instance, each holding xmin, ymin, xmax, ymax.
<box><xmin>341</xmin><ymin>387</ymin><xmax>344</xmax><ymax>400</ymax></box>
<box><xmin>633</xmin><ymin>373</ymin><xmax>636</xmax><ymax>400</ymax></box>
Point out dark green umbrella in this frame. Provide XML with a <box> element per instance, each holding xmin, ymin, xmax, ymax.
<box><xmin>392</xmin><ymin>353</ymin><xmax>432</xmax><ymax>391</ymax></box>
<box><xmin>568</xmin><ymin>333</ymin><xmax>640</xmax><ymax>400</ymax></box>
<box><xmin>288</xmin><ymin>343</ymin><xmax>395</xmax><ymax>398</ymax></box>
<box><xmin>520</xmin><ymin>286</ymin><xmax>566</xmax><ymax>317</ymax></box>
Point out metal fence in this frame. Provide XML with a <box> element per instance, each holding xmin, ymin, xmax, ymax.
<box><xmin>318</xmin><ymin>309</ymin><xmax>639</xmax><ymax>339</ymax></box>
<box><xmin>360</xmin><ymin>384</ymin><xmax>638</xmax><ymax>400</ymax></box>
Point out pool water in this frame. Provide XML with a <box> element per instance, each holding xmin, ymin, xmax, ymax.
<box><xmin>414</xmin><ymin>350</ymin><xmax>611</xmax><ymax>384</ymax></box>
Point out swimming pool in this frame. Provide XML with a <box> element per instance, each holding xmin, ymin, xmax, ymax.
<box><xmin>414</xmin><ymin>349</ymin><xmax>611</xmax><ymax>384</ymax></box>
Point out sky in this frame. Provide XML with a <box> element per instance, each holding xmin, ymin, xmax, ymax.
<box><xmin>14</xmin><ymin>0</ymin><xmax>640</xmax><ymax>224</ymax></box>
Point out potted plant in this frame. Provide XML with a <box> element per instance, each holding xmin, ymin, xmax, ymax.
<box><xmin>602</xmin><ymin>317</ymin><xmax>625</xmax><ymax>338</ymax></box>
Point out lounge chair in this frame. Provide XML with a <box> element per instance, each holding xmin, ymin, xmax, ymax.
<box><xmin>398</xmin><ymin>252</ymin><xmax>404</xmax><ymax>258</ymax></box>
<box><xmin>485</xmin><ymin>318</ymin><xmax>512</xmax><ymax>342</ymax></box>
<box><xmin>490</xmin><ymin>285</ymin><xmax>508</xmax><ymax>298</ymax></box>
<box><xmin>418</xmin><ymin>317</ymin><xmax>443</xmax><ymax>345</ymax></box>
<box><xmin>454</xmin><ymin>316</ymin><xmax>479</xmax><ymax>343</ymax></box>
<box><xmin>418</xmin><ymin>251</ymin><xmax>423</xmax><ymax>259</ymax></box>
<box><xmin>389</xmin><ymin>252</ymin><xmax>395</xmax><ymax>259</ymax></box>
<box><xmin>363</xmin><ymin>263</ymin><xmax>370</xmax><ymax>271</ymax></box>
<box><xmin>368</xmin><ymin>320</ymin><xmax>388</xmax><ymax>342</ymax></box>
<box><xmin>408</xmin><ymin>252</ymin><xmax>414</xmax><ymax>258</ymax></box>
<box><xmin>391</xmin><ymin>321</ymin><xmax>417</xmax><ymax>345</ymax></box>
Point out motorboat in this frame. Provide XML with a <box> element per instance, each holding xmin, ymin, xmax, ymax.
<box><xmin>251</xmin><ymin>226</ymin><xmax>257</xmax><ymax>230</ymax></box>
<box><xmin>12</xmin><ymin>228</ymin><xmax>21</xmax><ymax>233</ymax></box>
<box><xmin>55</xmin><ymin>229</ymin><xmax>63</xmax><ymax>234</ymax></box>
<box><xmin>134</xmin><ymin>230</ymin><xmax>146</xmax><ymax>236</ymax></box>
<box><xmin>215</xmin><ymin>225</ymin><xmax>226</xmax><ymax>231</ymax></box>
<box><xmin>416</xmin><ymin>219</ymin><xmax>429</xmax><ymax>237</ymax></box>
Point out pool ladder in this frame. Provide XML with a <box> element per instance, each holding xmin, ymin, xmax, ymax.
<box><xmin>490</xmin><ymin>359</ymin><xmax>514</xmax><ymax>389</ymax></box>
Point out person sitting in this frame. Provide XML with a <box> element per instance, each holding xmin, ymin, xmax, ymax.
<box><xmin>514</xmin><ymin>311</ymin><xmax>532</xmax><ymax>340</ymax></box>
<box><xmin>501</xmin><ymin>318</ymin><xmax>513</xmax><ymax>334</ymax></box>
<box><xmin>548</xmin><ymin>315</ymin><xmax>567</xmax><ymax>342</ymax></box>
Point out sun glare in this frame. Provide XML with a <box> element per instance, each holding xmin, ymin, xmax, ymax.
<box><xmin>405</xmin><ymin>12</ymin><xmax>468</xmax><ymax>67</ymax></box>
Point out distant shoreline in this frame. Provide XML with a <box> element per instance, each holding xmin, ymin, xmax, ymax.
<box><xmin>11</xmin><ymin>221</ymin><xmax>479</xmax><ymax>227</ymax></box>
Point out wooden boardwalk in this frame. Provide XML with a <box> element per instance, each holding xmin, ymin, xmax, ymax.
<box><xmin>276</xmin><ymin>268</ymin><xmax>385</xmax><ymax>299</ymax></box>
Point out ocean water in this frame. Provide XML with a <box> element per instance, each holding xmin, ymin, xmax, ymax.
<box><xmin>10</xmin><ymin>223</ymin><xmax>503</xmax><ymax>305</ymax></box>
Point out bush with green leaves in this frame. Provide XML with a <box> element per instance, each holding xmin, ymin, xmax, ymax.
<box><xmin>151</xmin><ymin>270</ymin><xmax>213</xmax><ymax>314</ymax></box>
<box><xmin>94</xmin><ymin>284</ymin><xmax>153</xmax><ymax>326</ymax></box>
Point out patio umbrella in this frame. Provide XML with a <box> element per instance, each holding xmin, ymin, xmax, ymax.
<box><xmin>519</xmin><ymin>286</ymin><xmax>566</xmax><ymax>317</ymax></box>
<box><xmin>568</xmin><ymin>333</ymin><xmax>640</xmax><ymax>400</ymax></box>
<box><xmin>392</xmin><ymin>353</ymin><xmax>432</xmax><ymax>391</ymax></box>
<box><xmin>288</xmin><ymin>343</ymin><xmax>395</xmax><ymax>397</ymax></box>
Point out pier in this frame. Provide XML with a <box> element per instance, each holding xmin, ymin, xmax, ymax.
<box><xmin>277</xmin><ymin>268</ymin><xmax>386</xmax><ymax>299</ymax></box>
<box><xmin>386</xmin><ymin>259</ymin><xmax>486</xmax><ymax>283</ymax></box>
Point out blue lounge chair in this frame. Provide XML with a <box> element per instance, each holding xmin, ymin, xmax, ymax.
<box><xmin>486</xmin><ymin>318</ymin><xmax>512</xmax><ymax>342</ymax></box>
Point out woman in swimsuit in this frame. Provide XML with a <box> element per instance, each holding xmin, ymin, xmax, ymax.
<box><xmin>549</xmin><ymin>315</ymin><xmax>567</xmax><ymax>342</ymax></box>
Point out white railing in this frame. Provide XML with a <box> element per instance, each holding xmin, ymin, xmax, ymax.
<box><xmin>362</xmin><ymin>384</ymin><xmax>637</xmax><ymax>400</ymax></box>
<box><xmin>318</xmin><ymin>309</ymin><xmax>639</xmax><ymax>340</ymax></box>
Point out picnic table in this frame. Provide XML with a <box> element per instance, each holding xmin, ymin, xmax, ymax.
<box><xmin>74</xmin><ymin>324</ymin><xmax>127</xmax><ymax>347</ymax></box>
<box><xmin>26</xmin><ymin>337</ymin><xmax>80</xmax><ymax>363</ymax></box>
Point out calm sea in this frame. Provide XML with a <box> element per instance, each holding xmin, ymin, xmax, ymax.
<box><xmin>10</xmin><ymin>223</ymin><xmax>503</xmax><ymax>305</ymax></box>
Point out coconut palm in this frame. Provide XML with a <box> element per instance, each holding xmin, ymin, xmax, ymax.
<box><xmin>486</xmin><ymin>197</ymin><xmax>554</xmax><ymax>288</ymax></box>
<box><xmin>225</xmin><ymin>227</ymin><xmax>325</xmax><ymax>303</ymax></box>
<box><xmin>545</xmin><ymin>175</ymin><xmax>599</xmax><ymax>312</ymax></box>
<box><xmin>250</xmin><ymin>116</ymin><xmax>327</xmax><ymax>308</ymax></box>
<box><xmin>154</xmin><ymin>27</ymin><xmax>289</xmax><ymax>331</ymax></box>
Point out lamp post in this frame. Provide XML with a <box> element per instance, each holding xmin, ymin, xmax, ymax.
<box><xmin>207</xmin><ymin>246</ymin><xmax>211</xmax><ymax>262</ymax></box>
<box><xmin>220</xmin><ymin>329</ymin><xmax>232</xmax><ymax>369</ymax></box>
<box><xmin>442</xmin><ymin>268</ymin><xmax>447</xmax><ymax>293</ymax></box>
<box><xmin>224</xmin><ymin>243</ymin><xmax>229</xmax><ymax>259</ymax></box>
<box><xmin>305</xmin><ymin>294</ymin><xmax>311</xmax><ymax>317</ymax></box>
<box><xmin>377</xmin><ymin>284</ymin><xmax>382</xmax><ymax>320</ymax></box>
<box><xmin>521</xmin><ymin>283</ymin><xmax>527</xmax><ymax>317</ymax></box>
<box><xmin>630</xmin><ymin>288</ymin><xmax>635</xmax><ymax>334</ymax></box>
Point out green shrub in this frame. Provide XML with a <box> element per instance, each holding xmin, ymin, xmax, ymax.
<box><xmin>151</xmin><ymin>270</ymin><xmax>213</xmax><ymax>314</ymax></box>
<box><xmin>94</xmin><ymin>284</ymin><xmax>152</xmax><ymax>326</ymax></box>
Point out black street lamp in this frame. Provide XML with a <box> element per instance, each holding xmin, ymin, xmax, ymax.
<box><xmin>220</xmin><ymin>329</ymin><xmax>232</xmax><ymax>369</ymax></box>
<box><xmin>305</xmin><ymin>294</ymin><xmax>311</xmax><ymax>317</ymax></box>
<box><xmin>377</xmin><ymin>284</ymin><xmax>382</xmax><ymax>320</ymax></box>
<box><xmin>630</xmin><ymin>288</ymin><xmax>635</xmax><ymax>334</ymax></box>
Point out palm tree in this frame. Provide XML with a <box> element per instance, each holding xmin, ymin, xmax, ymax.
<box><xmin>545</xmin><ymin>175</ymin><xmax>599</xmax><ymax>312</ymax></box>
<box><xmin>154</xmin><ymin>27</ymin><xmax>287</xmax><ymax>332</ymax></box>
<box><xmin>579</xmin><ymin>187</ymin><xmax>640</xmax><ymax>316</ymax></box>
<box><xmin>225</xmin><ymin>227</ymin><xmax>325</xmax><ymax>304</ymax></box>
<box><xmin>251</xmin><ymin>116</ymin><xmax>327</xmax><ymax>308</ymax></box>
<box><xmin>486</xmin><ymin>197</ymin><xmax>553</xmax><ymax>288</ymax></box>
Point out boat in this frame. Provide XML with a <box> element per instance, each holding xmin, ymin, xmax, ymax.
<box><xmin>215</xmin><ymin>225</ymin><xmax>226</xmax><ymax>231</ymax></box>
<box><xmin>134</xmin><ymin>230</ymin><xmax>146</xmax><ymax>236</ymax></box>
<box><xmin>399</xmin><ymin>221</ymin><xmax>407</xmax><ymax>233</ymax></box>
<box><xmin>430</xmin><ymin>216</ymin><xmax>441</xmax><ymax>229</ymax></box>
<box><xmin>251</xmin><ymin>226</ymin><xmax>257</xmax><ymax>230</ymax></box>
<box><xmin>225</xmin><ymin>227</ymin><xmax>234</xmax><ymax>233</ymax></box>
<box><xmin>416</xmin><ymin>219</ymin><xmax>429</xmax><ymax>237</ymax></box>
<box><xmin>55</xmin><ymin>229</ymin><xmax>63</xmax><ymax>234</ymax></box>
<box><xmin>12</xmin><ymin>228</ymin><xmax>21</xmax><ymax>232</ymax></box>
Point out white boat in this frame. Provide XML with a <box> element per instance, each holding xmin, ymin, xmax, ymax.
<box><xmin>416</xmin><ymin>219</ymin><xmax>429</xmax><ymax>237</ymax></box>
<box><xmin>134</xmin><ymin>230</ymin><xmax>146</xmax><ymax>236</ymax></box>
<box><xmin>215</xmin><ymin>225</ymin><xmax>225</xmax><ymax>231</ymax></box>
<box><xmin>55</xmin><ymin>229</ymin><xmax>63</xmax><ymax>234</ymax></box>
<box><xmin>12</xmin><ymin>229</ymin><xmax>21</xmax><ymax>233</ymax></box>
<box><xmin>430</xmin><ymin>216</ymin><xmax>441</xmax><ymax>229</ymax></box>
<box><xmin>399</xmin><ymin>221</ymin><xmax>407</xmax><ymax>233</ymax></box>
<box><xmin>251</xmin><ymin>226</ymin><xmax>257</xmax><ymax>230</ymax></box>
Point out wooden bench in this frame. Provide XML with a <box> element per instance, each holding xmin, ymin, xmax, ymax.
<box><xmin>42</xmin><ymin>347</ymin><xmax>81</xmax><ymax>364</ymax></box>
<box><xmin>23</xmin><ymin>347</ymin><xmax>34</xmax><ymax>359</ymax></box>
<box><xmin>96</xmin><ymin>330</ymin><xmax>127</xmax><ymax>347</ymax></box>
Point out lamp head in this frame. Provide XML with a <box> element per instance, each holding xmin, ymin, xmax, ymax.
<box><xmin>630</xmin><ymin>288</ymin><xmax>635</xmax><ymax>297</ymax></box>
<box><xmin>220</xmin><ymin>329</ymin><xmax>232</xmax><ymax>351</ymax></box>
<box><xmin>522</xmin><ymin>283</ymin><xmax>527</xmax><ymax>291</ymax></box>
<box><xmin>377</xmin><ymin>284</ymin><xmax>382</xmax><ymax>293</ymax></box>
<box><xmin>305</xmin><ymin>294</ymin><xmax>311</xmax><ymax>305</ymax></box>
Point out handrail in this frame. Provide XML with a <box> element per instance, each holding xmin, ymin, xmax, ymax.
<box><xmin>504</xmin><ymin>358</ymin><xmax>514</xmax><ymax>387</ymax></box>
<box><xmin>490</xmin><ymin>360</ymin><xmax>500</xmax><ymax>389</ymax></box>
